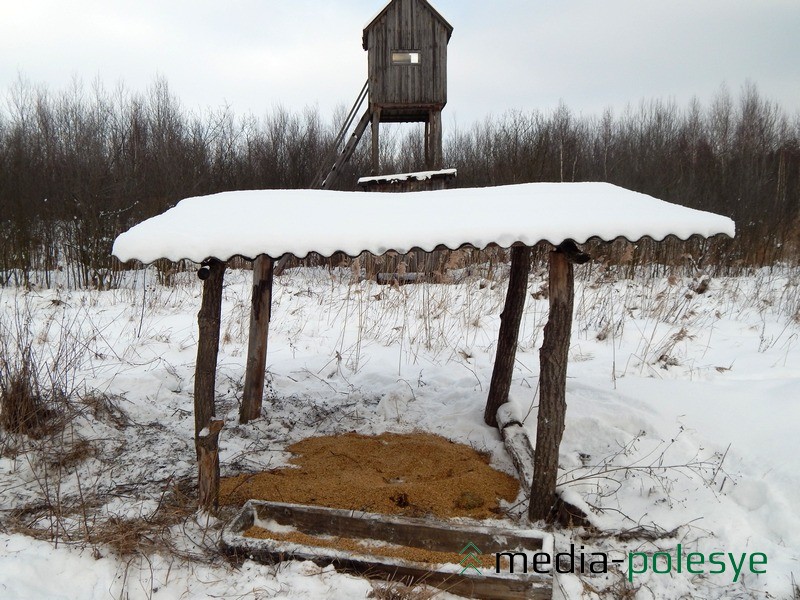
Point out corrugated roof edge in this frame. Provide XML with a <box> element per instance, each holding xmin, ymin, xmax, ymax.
<box><xmin>113</xmin><ymin>232</ymin><xmax>735</xmax><ymax>267</ymax></box>
<box><xmin>111</xmin><ymin>182</ymin><xmax>735</xmax><ymax>264</ymax></box>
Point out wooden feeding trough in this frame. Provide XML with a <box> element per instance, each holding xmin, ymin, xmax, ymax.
<box><xmin>221</xmin><ymin>500</ymin><xmax>553</xmax><ymax>600</ymax></box>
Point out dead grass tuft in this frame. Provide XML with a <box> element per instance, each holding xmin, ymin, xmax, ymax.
<box><xmin>79</xmin><ymin>392</ymin><xmax>131</xmax><ymax>428</ymax></box>
<box><xmin>47</xmin><ymin>436</ymin><xmax>96</xmax><ymax>469</ymax></box>
<box><xmin>0</xmin><ymin>361</ymin><xmax>53</xmax><ymax>438</ymax></box>
<box><xmin>369</xmin><ymin>579</ymin><xmax>439</xmax><ymax>600</ymax></box>
<box><xmin>7</xmin><ymin>476</ymin><xmax>197</xmax><ymax>559</ymax></box>
<box><xmin>89</xmin><ymin>478</ymin><xmax>196</xmax><ymax>557</ymax></box>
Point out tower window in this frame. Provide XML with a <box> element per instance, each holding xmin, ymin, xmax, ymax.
<box><xmin>391</xmin><ymin>51</ymin><xmax>420</xmax><ymax>65</ymax></box>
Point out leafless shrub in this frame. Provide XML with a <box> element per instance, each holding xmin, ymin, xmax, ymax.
<box><xmin>0</xmin><ymin>357</ymin><xmax>51</xmax><ymax>437</ymax></box>
<box><xmin>561</xmin><ymin>429</ymin><xmax>730</xmax><ymax>515</ymax></box>
<box><xmin>0</xmin><ymin>304</ymin><xmax>65</xmax><ymax>441</ymax></box>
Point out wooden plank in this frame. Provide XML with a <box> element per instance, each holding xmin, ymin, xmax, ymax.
<box><xmin>255</xmin><ymin>503</ymin><xmax>545</xmax><ymax>552</ymax></box>
<box><xmin>241</xmin><ymin>255</ymin><xmax>273</xmax><ymax>424</ymax></box>
<box><xmin>484</xmin><ymin>246</ymin><xmax>532</xmax><ymax>427</ymax></box>
<box><xmin>428</xmin><ymin>109</ymin><xmax>442</xmax><ymax>169</ymax></box>
<box><xmin>221</xmin><ymin>500</ymin><xmax>553</xmax><ymax>600</ymax></box>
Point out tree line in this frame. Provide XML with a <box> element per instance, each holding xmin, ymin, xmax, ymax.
<box><xmin>0</xmin><ymin>76</ymin><xmax>797</xmax><ymax>287</ymax></box>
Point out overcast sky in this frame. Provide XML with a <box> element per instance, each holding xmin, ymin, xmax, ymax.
<box><xmin>2</xmin><ymin>0</ymin><xmax>798</xmax><ymax>127</ymax></box>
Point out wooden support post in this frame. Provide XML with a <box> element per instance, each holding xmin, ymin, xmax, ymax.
<box><xmin>241</xmin><ymin>255</ymin><xmax>274</xmax><ymax>424</ymax></box>
<box><xmin>371</xmin><ymin>108</ymin><xmax>381</xmax><ymax>175</ymax></box>
<box><xmin>194</xmin><ymin>258</ymin><xmax>225</xmax><ymax>510</ymax></box>
<box><xmin>428</xmin><ymin>110</ymin><xmax>443</xmax><ymax>170</ymax></box>
<box><xmin>528</xmin><ymin>247</ymin><xmax>575</xmax><ymax>522</ymax></box>
<box><xmin>424</xmin><ymin>118</ymin><xmax>431</xmax><ymax>168</ymax></box>
<box><xmin>483</xmin><ymin>245</ymin><xmax>532</xmax><ymax>427</ymax></box>
<box><xmin>273</xmin><ymin>253</ymin><xmax>291</xmax><ymax>277</ymax></box>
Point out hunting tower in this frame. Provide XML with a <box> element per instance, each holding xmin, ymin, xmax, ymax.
<box><xmin>364</xmin><ymin>0</ymin><xmax>452</xmax><ymax>172</ymax></box>
<box><xmin>314</xmin><ymin>0</ymin><xmax>453</xmax><ymax>188</ymax></box>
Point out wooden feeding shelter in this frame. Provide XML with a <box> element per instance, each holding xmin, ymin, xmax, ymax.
<box><xmin>313</xmin><ymin>0</ymin><xmax>453</xmax><ymax>189</ymax></box>
<box><xmin>112</xmin><ymin>182</ymin><xmax>735</xmax><ymax>521</ymax></box>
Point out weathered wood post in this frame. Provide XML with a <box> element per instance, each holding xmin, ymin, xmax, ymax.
<box><xmin>194</xmin><ymin>258</ymin><xmax>226</xmax><ymax>510</ymax></box>
<box><xmin>528</xmin><ymin>242</ymin><xmax>587</xmax><ymax>521</ymax></box>
<box><xmin>426</xmin><ymin>109</ymin><xmax>443</xmax><ymax>170</ymax></box>
<box><xmin>371</xmin><ymin>108</ymin><xmax>381</xmax><ymax>175</ymax></box>
<box><xmin>197</xmin><ymin>418</ymin><xmax>224</xmax><ymax>510</ymax></box>
<box><xmin>241</xmin><ymin>255</ymin><xmax>274</xmax><ymax>424</ymax></box>
<box><xmin>483</xmin><ymin>245</ymin><xmax>532</xmax><ymax>427</ymax></box>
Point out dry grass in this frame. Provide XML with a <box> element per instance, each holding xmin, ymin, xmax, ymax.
<box><xmin>7</xmin><ymin>476</ymin><xmax>197</xmax><ymax>558</ymax></box>
<box><xmin>369</xmin><ymin>579</ymin><xmax>440</xmax><ymax>600</ymax></box>
<box><xmin>92</xmin><ymin>479</ymin><xmax>196</xmax><ymax>557</ymax></box>
<box><xmin>0</xmin><ymin>360</ymin><xmax>55</xmax><ymax>439</ymax></box>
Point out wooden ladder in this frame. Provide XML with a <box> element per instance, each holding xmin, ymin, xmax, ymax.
<box><xmin>311</xmin><ymin>80</ymin><xmax>372</xmax><ymax>190</ymax></box>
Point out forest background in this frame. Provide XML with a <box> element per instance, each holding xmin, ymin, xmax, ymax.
<box><xmin>0</xmin><ymin>76</ymin><xmax>797</xmax><ymax>287</ymax></box>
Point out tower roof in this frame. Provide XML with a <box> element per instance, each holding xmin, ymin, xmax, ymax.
<box><xmin>363</xmin><ymin>0</ymin><xmax>454</xmax><ymax>50</ymax></box>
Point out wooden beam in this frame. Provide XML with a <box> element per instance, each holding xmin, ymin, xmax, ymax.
<box><xmin>321</xmin><ymin>108</ymin><xmax>373</xmax><ymax>190</ymax></box>
<box><xmin>528</xmin><ymin>248</ymin><xmax>574</xmax><ymax>522</ymax></box>
<box><xmin>241</xmin><ymin>255</ymin><xmax>274</xmax><ymax>424</ymax></box>
<box><xmin>428</xmin><ymin>110</ymin><xmax>443</xmax><ymax>170</ymax></box>
<box><xmin>371</xmin><ymin>108</ymin><xmax>381</xmax><ymax>175</ymax></box>
<box><xmin>194</xmin><ymin>258</ymin><xmax>225</xmax><ymax>510</ymax></box>
<box><xmin>272</xmin><ymin>253</ymin><xmax>291</xmax><ymax>277</ymax></box>
<box><xmin>483</xmin><ymin>245</ymin><xmax>532</xmax><ymax>427</ymax></box>
<box><xmin>424</xmin><ymin>118</ymin><xmax>431</xmax><ymax>168</ymax></box>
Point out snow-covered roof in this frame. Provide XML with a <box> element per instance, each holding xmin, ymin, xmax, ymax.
<box><xmin>357</xmin><ymin>168</ymin><xmax>457</xmax><ymax>185</ymax></box>
<box><xmin>111</xmin><ymin>182</ymin><xmax>735</xmax><ymax>264</ymax></box>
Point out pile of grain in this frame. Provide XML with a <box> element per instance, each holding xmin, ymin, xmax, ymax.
<box><xmin>220</xmin><ymin>431</ymin><xmax>519</xmax><ymax>520</ymax></box>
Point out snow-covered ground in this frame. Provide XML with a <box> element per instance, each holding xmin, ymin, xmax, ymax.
<box><xmin>1</xmin><ymin>263</ymin><xmax>798</xmax><ymax>599</ymax></box>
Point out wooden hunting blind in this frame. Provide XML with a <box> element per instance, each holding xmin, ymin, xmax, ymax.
<box><xmin>313</xmin><ymin>0</ymin><xmax>453</xmax><ymax>188</ymax></box>
<box><xmin>364</xmin><ymin>0</ymin><xmax>452</xmax><ymax>170</ymax></box>
<box><xmin>363</xmin><ymin>0</ymin><xmax>451</xmax><ymax>116</ymax></box>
